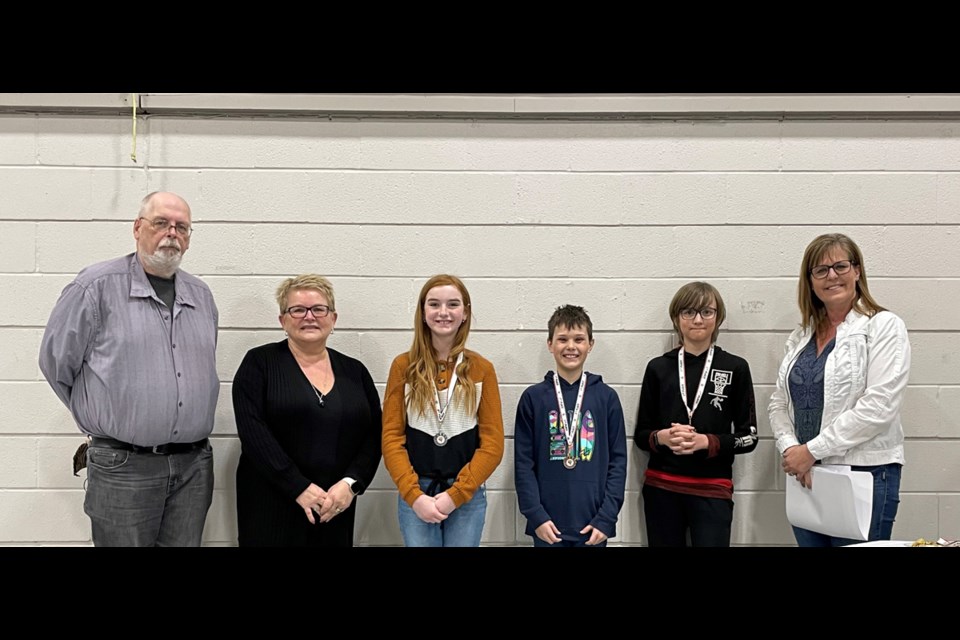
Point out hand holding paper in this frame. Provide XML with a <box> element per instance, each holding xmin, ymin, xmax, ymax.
<box><xmin>785</xmin><ymin>465</ymin><xmax>873</xmax><ymax>541</ymax></box>
<box><xmin>782</xmin><ymin>444</ymin><xmax>816</xmax><ymax>477</ymax></box>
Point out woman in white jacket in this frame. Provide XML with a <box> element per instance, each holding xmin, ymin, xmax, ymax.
<box><xmin>769</xmin><ymin>233</ymin><xmax>910</xmax><ymax>546</ymax></box>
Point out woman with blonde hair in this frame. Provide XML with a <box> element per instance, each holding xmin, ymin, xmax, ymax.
<box><xmin>382</xmin><ymin>274</ymin><xmax>504</xmax><ymax>546</ymax></box>
<box><xmin>769</xmin><ymin>233</ymin><xmax>910</xmax><ymax>546</ymax></box>
<box><xmin>233</xmin><ymin>275</ymin><xmax>382</xmax><ymax>546</ymax></box>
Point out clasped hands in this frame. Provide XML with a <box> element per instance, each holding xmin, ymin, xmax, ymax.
<box><xmin>296</xmin><ymin>480</ymin><xmax>355</xmax><ymax>524</ymax></box>
<box><xmin>412</xmin><ymin>491</ymin><xmax>457</xmax><ymax>524</ymax></box>
<box><xmin>657</xmin><ymin>423</ymin><xmax>708</xmax><ymax>455</ymax></box>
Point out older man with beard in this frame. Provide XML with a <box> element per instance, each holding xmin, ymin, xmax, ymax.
<box><xmin>39</xmin><ymin>192</ymin><xmax>220</xmax><ymax>546</ymax></box>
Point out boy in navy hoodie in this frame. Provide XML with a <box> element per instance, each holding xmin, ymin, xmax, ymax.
<box><xmin>514</xmin><ymin>305</ymin><xmax>627</xmax><ymax>546</ymax></box>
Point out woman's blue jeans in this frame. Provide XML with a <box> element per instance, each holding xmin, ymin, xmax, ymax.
<box><xmin>792</xmin><ymin>463</ymin><xmax>901</xmax><ymax>547</ymax></box>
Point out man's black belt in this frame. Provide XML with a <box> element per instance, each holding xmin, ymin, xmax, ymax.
<box><xmin>90</xmin><ymin>436</ymin><xmax>208</xmax><ymax>455</ymax></box>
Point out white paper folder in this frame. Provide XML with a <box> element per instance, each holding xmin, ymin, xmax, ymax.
<box><xmin>785</xmin><ymin>465</ymin><xmax>874</xmax><ymax>541</ymax></box>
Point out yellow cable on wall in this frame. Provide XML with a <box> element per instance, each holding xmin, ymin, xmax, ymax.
<box><xmin>130</xmin><ymin>93</ymin><xmax>138</xmax><ymax>163</ymax></box>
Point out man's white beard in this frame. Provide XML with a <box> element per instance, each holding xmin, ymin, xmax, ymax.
<box><xmin>140</xmin><ymin>239</ymin><xmax>182</xmax><ymax>277</ymax></box>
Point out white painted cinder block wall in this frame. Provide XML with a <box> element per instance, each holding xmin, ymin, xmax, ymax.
<box><xmin>2</xmin><ymin>101</ymin><xmax>958</xmax><ymax>545</ymax></box>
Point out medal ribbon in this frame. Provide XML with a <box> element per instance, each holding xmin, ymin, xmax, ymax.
<box><xmin>553</xmin><ymin>372</ymin><xmax>587</xmax><ymax>460</ymax></box>
<box><xmin>433</xmin><ymin>352</ymin><xmax>464</xmax><ymax>426</ymax></box>
<box><xmin>678</xmin><ymin>345</ymin><xmax>715</xmax><ymax>425</ymax></box>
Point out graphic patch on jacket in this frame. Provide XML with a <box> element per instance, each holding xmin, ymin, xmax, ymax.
<box><xmin>579</xmin><ymin>410</ymin><xmax>595</xmax><ymax>461</ymax></box>
<box><xmin>548</xmin><ymin>410</ymin><xmax>567</xmax><ymax>460</ymax></box>
<box><xmin>709</xmin><ymin>369</ymin><xmax>732</xmax><ymax>410</ymax></box>
<box><xmin>547</xmin><ymin>409</ymin><xmax>597</xmax><ymax>463</ymax></box>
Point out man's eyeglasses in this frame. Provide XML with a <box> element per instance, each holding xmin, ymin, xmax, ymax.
<box><xmin>679</xmin><ymin>307</ymin><xmax>717</xmax><ymax>320</ymax></box>
<box><xmin>809</xmin><ymin>260</ymin><xmax>856</xmax><ymax>279</ymax></box>
<box><xmin>284</xmin><ymin>305</ymin><xmax>332</xmax><ymax>319</ymax></box>
<box><xmin>140</xmin><ymin>216</ymin><xmax>192</xmax><ymax>237</ymax></box>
